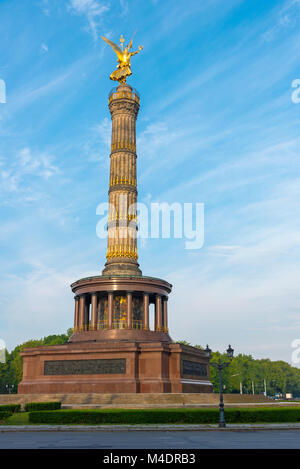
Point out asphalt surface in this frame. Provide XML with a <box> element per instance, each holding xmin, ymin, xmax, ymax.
<box><xmin>1</xmin><ymin>430</ymin><xmax>300</xmax><ymax>448</ymax></box>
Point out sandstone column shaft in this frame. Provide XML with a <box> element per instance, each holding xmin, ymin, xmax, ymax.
<box><xmin>155</xmin><ymin>294</ymin><xmax>162</xmax><ymax>331</ymax></box>
<box><xmin>91</xmin><ymin>293</ymin><xmax>97</xmax><ymax>331</ymax></box>
<box><xmin>143</xmin><ymin>293</ymin><xmax>149</xmax><ymax>330</ymax></box>
<box><xmin>74</xmin><ymin>296</ymin><xmax>79</xmax><ymax>332</ymax></box>
<box><xmin>163</xmin><ymin>297</ymin><xmax>168</xmax><ymax>332</ymax></box>
<box><xmin>108</xmin><ymin>292</ymin><xmax>113</xmax><ymax>328</ymax></box>
<box><xmin>127</xmin><ymin>291</ymin><xmax>133</xmax><ymax>329</ymax></box>
<box><xmin>79</xmin><ymin>295</ymin><xmax>85</xmax><ymax>332</ymax></box>
<box><xmin>84</xmin><ymin>298</ymin><xmax>89</xmax><ymax>331</ymax></box>
<box><xmin>103</xmin><ymin>84</ymin><xmax>142</xmax><ymax>277</ymax></box>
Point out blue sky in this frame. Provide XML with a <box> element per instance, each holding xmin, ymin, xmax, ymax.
<box><xmin>1</xmin><ymin>0</ymin><xmax>300</xmax><ymax>363</ymax></box>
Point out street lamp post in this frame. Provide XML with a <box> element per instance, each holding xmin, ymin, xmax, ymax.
<box><xmin>205</xmin><ymin>344</ymin><xmax>234</xmax><ymax>428</ymax></box>
<box><xmin>5</xmin><ymin>384</ymin><xmax>14</xmax><ymax>394</ymax></box>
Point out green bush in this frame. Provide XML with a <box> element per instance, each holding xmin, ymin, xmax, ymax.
<box><xmin>29</xmin><ymin>408</ymin><xmax>218</xmax><ymax>425</ymax></box>
<box><xmin>0</xmin><ymin>411</ymin><xmax>13</xmax><ymax>422</ymax></box>
<box><xmin>25</xmin><ymin>401</ymin><xmax>61</xmax><ymax>412</ymax></box>
<box><xmin>225</xmin><ymin>407</ymin><xmax>300</xmax><ymax>423</ymax></box>
<box><xmin>28</xmin><ymin>407</ymin><xmax>300</xmax><ymax>425</ymax></box>
<box><xmin>0</xmin><ymin>404</ymin><xmax>21</xmax><ymax>413</ymax></box>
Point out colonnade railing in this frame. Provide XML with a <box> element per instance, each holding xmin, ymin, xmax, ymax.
<box><xmin>73</xmin><ymin>322</ymin><xmax>169</xmax><ymax>333</ymax></box>
<box><xmin>73</xmin><ymin>292</ymin><xmax>169</xmax><ymax>334</ymax></box>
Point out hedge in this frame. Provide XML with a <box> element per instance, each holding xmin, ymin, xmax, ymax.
<box><xmin>28</xmin><ymin>407</ymin><xmax>300</xmax><ymax>425</ymax></box>
<box><xmin>0</xmin><ymin>411</ymin><xmax>13</xmax><ymax>421</ymax></box>
<box><xmin>25</xmin><ymin>401</ymin><xmax>61</xmax><ymax>412</ymax></box>
<box><xmin>224</xmin><ymin>407</ymin><xmax>300</xmax><ymax>423</ymax></box>
<box><xmin>0</xmin><ymin>404</ymin><xmax>21</xmax><ymax>413</ymax></box>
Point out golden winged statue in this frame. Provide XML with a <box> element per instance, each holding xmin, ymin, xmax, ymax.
<box><xmin>101</xmin><ymin>34</ymin><xmax>143</xmax><ymax>84</ymax></box>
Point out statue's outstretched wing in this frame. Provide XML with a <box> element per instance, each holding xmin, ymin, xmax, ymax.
<box><xmin>127</xmin><ymin>31</ymin><xmax>137</xmax><ymax>51</ymax></box>
<box><xmin>101</xmin><ymin>36</ymin><xmax>123</xmax><ymax>61</ymax></box>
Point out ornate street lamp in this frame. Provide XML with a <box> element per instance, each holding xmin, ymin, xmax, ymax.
<box><xmin>5</xmin><ymin>384</ymin><xmax>14</xmax><ymax>394</ymax></box>
<box><xmin>205</xmin><ymin>344</ymin><xmax>234</xmax><ymax>428</ymax></box>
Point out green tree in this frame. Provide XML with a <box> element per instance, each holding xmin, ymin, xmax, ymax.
<box><xmin>0</xmin><ymin>330</ymin><xmax>71</xmax><ymax>393</ymax></box>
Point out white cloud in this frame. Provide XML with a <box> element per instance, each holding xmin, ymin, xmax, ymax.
<box><xmin>0</xmin><ymin>250</ymin><xmax>102</xmax><ymax>350</ymax></box>
<box><xmin>68</xmin><ymin>0</ymin><xmax>109</xmax><ymax>40</ymax></box>
<box><xmin>168</xmin><ymin>259</ymin><xmax>300</xmax><ymax>363</ymax></box>
<box><xmin>0</xmin><ymin>264</ymin><xmax>74</xmax><ymax>349</ymax></box>
<box><xmin>119</xmin><ymin>0</ymin><xmax>128</xmax><ymax>16</ymax></box>
<box><xmin>40</xmin><ymin>0</ymin><xmax>50</xmax><ymax>16</ymax></box>
<box><xmin>0</xmin><ymin>147</ymin><xmax>59</xmax><ymax>201</ymax></box>
<box><xmin>137</xmin><ymin>122</ymin><xmax>176</xmax><ymax>165</ymax></box>
<box><xmin>208</xmin><ymin>231</ymin><xmax>300</xmax><ymax>266</ymax></box>
<box><xmin>80</xmin><ymin>118</ymin><xmax>112</xmax><ymax>164</ymax></box>
<box><xmin>261</xmin><ymin>0</ymin><xmax>300</xmax><ymax>42</ymax></box>
<box><xmin>41</xmin><ymin>43</ymin><xmax>48</xmax><ymax>53</ymax></box>
<box><xmin>0</xmin><ymin>170</ymin><xmax>19</xmax><ymax>193</ymax></box>
<box><xmin>18</xmin><ymin>147</ymin><xmax>59</xmax><ymax>179</ymax></box>
<box><xmin>93</xmin><ymin>117</ymin><xmax>111</xmax><ymax>148</ymax></box>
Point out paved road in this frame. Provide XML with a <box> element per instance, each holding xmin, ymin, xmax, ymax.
<box><xmin>1</xmin><ymin>430</ymin><xmax>300</xmax><ymax>448</ymax></box>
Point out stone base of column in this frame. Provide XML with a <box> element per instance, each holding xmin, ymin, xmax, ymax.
<box><xmin>102</xmin><ymin>258</ymin><xmax>142</xmax><ymax>276</ymax></box>
<box><xmin>18</xmin><ymin>341</ymin><xmax>213</xmax><ymax>394</ymax></box>
<box><xmin>69</xmin><ymin>327</ymin><xmax>172</xmax><ymax>343</ymax></box>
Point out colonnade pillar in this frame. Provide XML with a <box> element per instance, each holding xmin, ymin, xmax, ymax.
<box><xmin>155</xmin><ymin>294</ymin><xmax>162</xmax><ymax>331</ymax></box>
<box><xmin>143</xmin><ymin>293</ymin><xmax>149</xmax><ymax>330</ymax></box>
<box><xmin>79</xmin><ymin>295</ymin><xmax>85</xmax><ymax>331</ymax></box>
<box><xmin>108</xmin><ymin>291</ymin><xmax>113</xmax><ymax>329</ymax></box>
<box><xmin>163</xmin><ymin>297</ymin><xmax>168</xmax><ymax>332</ymax></box>
<box><xmin>91</xmin><ymin>293</ymin><xmax>97</xmax><ymax>331</ymax></box>
<box><xmin>74</xmin><ymin>296</ymin><xmax>79</xmax><ymax>332</ymax></box>
<box><xmin>84</xmin><ymin>297</ymin><xmax>90</xmax><ymax>331</ymax></box>
<box><xmin>127</xmin><ymin>291</ymin><xmax>133</xmax><ymax>329</ymax></box>
<box><xmin>74</xmin><ymin>291</ymin><xmax>169</xmax><ymax>334</ymax></box>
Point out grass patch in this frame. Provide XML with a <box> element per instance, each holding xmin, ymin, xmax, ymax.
<box><xmin>2</xmin><ymin>412</ymin><xmax>30</xmax><ymax>425</ymax></box>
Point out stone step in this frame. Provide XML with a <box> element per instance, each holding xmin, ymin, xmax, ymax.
<box><xmin>0</xmin><ymin>392</ymin><xmax>272</xmax><ymax>409</ymax></box>
<box><xmin>62</xmin><ymin>402</ymin><xmax>288</xmax><ymax>409</ymax></box>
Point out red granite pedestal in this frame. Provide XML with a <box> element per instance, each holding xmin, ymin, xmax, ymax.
<box><xmin>18</xmin><ymin>337</ymin><xmax>212</xmax><ymax>394</ymax></box>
